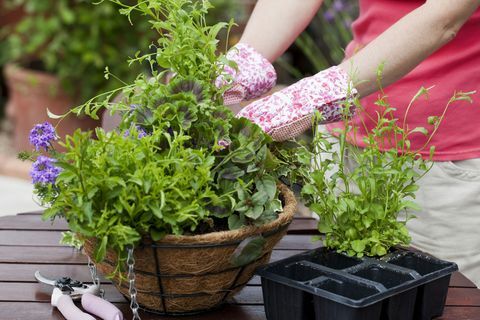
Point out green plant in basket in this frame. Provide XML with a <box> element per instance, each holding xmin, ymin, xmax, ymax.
<box><xmin>24</xmin><ymin>0</ymin><xmax>288</xmax><ymax>276</ymax></box>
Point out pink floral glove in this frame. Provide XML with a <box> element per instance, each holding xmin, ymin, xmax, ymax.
<box><xmin>217</xmin><ymin>43</ymin><xmax>277</xmax><ymax>105</ymax></box>
<box><xmin>237</xmin><ymin>66</ymin><xmax>357</xmax><ymax>141</ymax></box>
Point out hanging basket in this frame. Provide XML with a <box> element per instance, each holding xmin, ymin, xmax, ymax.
<box><xmin>83</xmin><ymin>184</ymin><xmax>297</xmax><ymax>315</ymax></box>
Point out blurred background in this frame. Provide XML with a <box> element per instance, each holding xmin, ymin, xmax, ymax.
<box><xmin>0</xmin><ymin>0</ymin><xmax>358</xmax><ymax>216</ymax></box>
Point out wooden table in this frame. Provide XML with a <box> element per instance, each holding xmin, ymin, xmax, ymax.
<box><xmin>0</xmin><ymin>211</ymin><xmax>479</xmax><ymax>320</ymax></box>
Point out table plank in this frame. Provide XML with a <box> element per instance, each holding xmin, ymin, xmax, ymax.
<box><xmin>231</xmin><ymin>286</ymin><xmax>263</xmax><ymax>305</ymax></box>
<box><xmin>0</xmin><ymin>230</ymin><xmax>64</xmax><ymax>247</ymax></box>
<box><xmin>287</xmin><ymin>218</ymin><xmax>319</xmax><ymax>234</ymax></box>
<box><xmin>0</xmin><ymin>303</ymin><xmax>268</xmax><ymax>320</ymax></box>
<box><xmin>0</xmin><ymin>215</ymin><xmax>68</xmax><ymax>231</ymax></box>
<box><xmin>276</xmin><ymin>235</ymin><xmax>318</xmax><ymax>250</ymax></box>
<box><xmin>0</xmin><ymin>264</ymin><xmax>107</xmax><ymax>283</ymax></box>
<box><xmin>450</xmin><ymin>272</ymin><xmax>478</xmax><ymax>288</ymax></box>
<box><xmin>0</xmin><ymin>283</ymin><xmax>125</xmax><ymax>303</ymax></box>
<box><xmin>0</xmin><ymin>212</ymin><xmax>478</xmax><ymax>320</ymax></box>
<box><xmin>0</xmin><ymin>246</ymin><xmax>86</xmax><ymax>264</ymax></box>
<box><xmin>439</xmin><ymin>307</ymin><xmax>480</xmax><ymax>320</ymax></box>
<box><xmin>0</xmin><ymin>299</ymin><xmax>478</xmax><ymax>320</ymax></box>
<box><xmin>446</xmin><ymin>287</ymin><xmax>480</xmax><ymax>306</ymax></box>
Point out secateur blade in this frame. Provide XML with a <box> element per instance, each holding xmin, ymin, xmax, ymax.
<box><xmin>34</xmin><ymin>271</ymin><xmax>99</xmax><ymax>299</ymax></box>
<box><xmin>34</xmin><ymin>270</ymin><xmax>59</xmax><ymax>297</ymax></box>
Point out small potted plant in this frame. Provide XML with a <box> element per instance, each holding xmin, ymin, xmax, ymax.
<box><xmin>257</xmin><ymin>86</ymin><xmax>473</xmax><ymax>320</ymax></box>
<box><xmin>3</xmin><ymin>0</ymin><xmax>153</xmax><ymax>151</ymax></box>
<box><xmin>24</xmin><ymin>0</ymin><xmax>298</xmax><ymax>315</ymax></box>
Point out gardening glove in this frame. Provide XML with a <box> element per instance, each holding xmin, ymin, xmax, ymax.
<box><xmin>236</xmin><ymin>66</ymin><xmax>357</xmax><ymax>141</ymax></box>
<box><xmin>217</xmin><ymin>43</ymin><xmax>277</xmax><ymax>105</ymax></box>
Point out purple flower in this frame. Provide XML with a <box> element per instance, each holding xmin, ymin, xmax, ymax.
<box><xmin>29</xmin><ymin>122</ymin><xmax>57</xmax><ymax>151</ymax></box>
<box><xmin>137</xmin><ymin>127</ymin><xmax>147</xmax><ymax>138</ymax></box>
<box><xmin>30</xmin><ymin>156</ymin><xmax>62</xmax><ymax>185</ymax></box>
<box><xmin>124</xmin><ymin>126</ymin><xmax>148</xmax><ymax>138</ymax></box>
<box><xmin>323</xmin><ymin>10</ymin><xmax>335</xmax><ymax>22</ymax></box>
<box><xmin>218</xmin><ymin>139</ymin><xmax>229</xmax><ymax>149</ymax></box>
<box><xmin>333</xmin><ymin>0</ymin><xmax>345</xmax><ymax>12</ymax></box>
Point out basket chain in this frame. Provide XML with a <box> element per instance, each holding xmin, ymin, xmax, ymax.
<box><xmin>87</xmin><ymin>257</ymin><xmax>105</xmax><ymax>298</ymax></box>
<box><xmin>127</xmin><ymin>246</ymin><xmax>142</xmax><ymax>320</ymax></box>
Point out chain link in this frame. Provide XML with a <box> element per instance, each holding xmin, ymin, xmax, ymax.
<box><xmin>127</xmin><ymin>246</ymin><xmax>142</xmax><ymax>320</ymax></box>
<box><xmin>87</xmin><ymin>257</ymin><xmax>105</xmax><ymax>298</ymax></box>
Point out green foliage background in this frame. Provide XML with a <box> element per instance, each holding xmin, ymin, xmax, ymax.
<box><xmin>2</xmin><ymin>0</ymin><xmax>154</xmax><ymax>102</ymax></box>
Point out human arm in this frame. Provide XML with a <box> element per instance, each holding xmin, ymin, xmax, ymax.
<box><xmin>220</xmin><ymin>0</ymin><xmax>323</xmax><ymax>104</ymax></box>
<box><xmin>340</xmin><ymin>0</ymin><xmax>480</xmax><ymax>97</ymax></box>
<box><xmin>237</xmin><ymin>0</ymin><xmax>480</xmax><ymax>140</ymax></box>
<box><xmin>239</xmin><ymin>0</ymin><xmax>324</xmax><ymax>61</ymax></box>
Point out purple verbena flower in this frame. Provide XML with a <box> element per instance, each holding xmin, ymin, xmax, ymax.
<box><xmin>137</xmin><ymin>127</ymin><xmax>147</xmax><ymax>138</ymax></box>
<box><xmin>30</xmin><ymin>156</ymin><xmax>62</xmax><ymax>185</ymax></box>
<box><xmin>124</xmin><ymin>126</ymin><xmax>148</xmax><ymax>138</ymax></box>
<box><xmin>323</xmin><ymin>10</ymin><xmax>335</xmax><ymax>22</ymax></box>
<box><xmin>333</xmin><ymin>0</ymin><xmax>345</xmax><ymax>12</ymax></box>
<box><xmin>29</xmin><ymin>122</ymin><xmax>57</xmax><ymax>151</ymax></box>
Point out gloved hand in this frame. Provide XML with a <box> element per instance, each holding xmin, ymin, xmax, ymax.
<box><xmin>236</xmin><ymin>66</ymin><xmax>357</xmax><ymax>141</ymax></box>
<box><xmin>217</xmin><ymin>43</ymin><xmax>277</xmax><ymax>105</ymax></box>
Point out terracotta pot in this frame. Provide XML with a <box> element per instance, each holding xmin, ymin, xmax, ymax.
<box><xmin>3</xmin><ymin>64</ymin><xmax>99</xmax><ymax>152</ymax></box>
<box><xmin>0</xmin><ymin>1</ymin><xmax>24</xmax><ymax>28</ymax></box>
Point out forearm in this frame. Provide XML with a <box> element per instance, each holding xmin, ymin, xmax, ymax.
<box><xmin>240</xmin><ymin>0</ymin><xmax>323</xmax><ymax>61</ymax></box>
<box><xmin>340</xmin><ymin>0</ymin><xmax>480</xmax><ymax>97</ymax></box>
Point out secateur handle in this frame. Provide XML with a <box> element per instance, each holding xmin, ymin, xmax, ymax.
<box><xmin>52</xmin><ymin>288</ymin><xmax>96</xmax><ymax>320</ymax></box>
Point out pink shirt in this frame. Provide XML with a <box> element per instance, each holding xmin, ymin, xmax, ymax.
<box><xmin>330</xmin><ymin>0</ymin><xmax>480</xmax><ymax>161</ymax></box>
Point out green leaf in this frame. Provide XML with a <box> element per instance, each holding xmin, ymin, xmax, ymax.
<box><xmin>234</xmin><ymin>200</ymin><xmax>250</xmax><ymax>213</ymax></box>
<box><xmin>362</xmin><ymin>217</ymin><xmax>373</xmax><ymax>228</ymax></box>
<box><xmin>230</xmin><ymin>236</ymin><xmax>266</xmax><ymax>267</ymax></box>
<box><xmin>47</xmin><ymin>108</ymin><xmax>65</xmax><ymax>119</ymax></box>
<box><xmin>219</xmin><ymin>166</ymin><xmax>244</xmax><ymax>180</ymax></box>
<box><xmin>402</xmin><ymin>185</ymin><xmax>419</xmax><ymax>194</ymax></box>
<box><xmin>371</xmin><ymin>203</ymin><xmax>386</xmax><ymax>220</ymax></box>
<box><xmin>228</xmin><ymin>215</ymin><xmax>245</xmax><ymax>230</ymax></box>
<box><xmin>427</xmin><ymin>116</ymin><xmax>439</xmax><ymax>125</ymax></box>
<box><xmin>409</xmin><ymin>127</ymin><xmax>428</xmax><ymax>136</ymax></box>
<box><xmin>429</xmin><ymin>146</ymin><xmax>436</xmax><ymax>159</ymax></box>
<box><xmin>267</xmin><ymin>199</ymin><xmax>283</xmax><ymax>213</ymax></box>
<box><xmin>371</xmin><ymin>244</ymin><xmax>387</xmax><ymax>256</ymax></box>
<box><xmin>257</xmin><ymin>176</ymin><xmax>277</xmax><ymax>201</ymax></box>
<box><xmin>251</xmin><ymin>189</ymin><xmax>268</xmax><ymax>207</ymax></box>
<box><xmin>351</xmin><ymin>240</ymin><xmax>366</xmax><ymax>253</ymax></box>
<box><xmin>150</xmin><ymin>229</ymin><xmax>166</xmax><ymax>241</ymax></box>
<box><xmin>318</xmin><ymin>220</ymin><xmax>333</xmax><ymax>233</ymax></box>
<box><xmin>400</xmin><ymin>201</ymin><xmax>421</xmax><ymax>211</ymax></box>
<box><xmin>309</xmin><ymin>203</ymin><xmax>324</xmax><ymax>215</ymax></box>
<box><xmin>94</xmin><ymin>236</ymin><xmax>108</xmax><ymax>262</ymax></box>
<box><xmin>302</xmin><ymin>184</ymin><xmax>316</xmax><ymax>195</ymax></box>
<box><xmin>150</xmin><ymin>204</ymin><xmax>163</xmax><ymax>219</ymax></box>
<box><xmin>244</xmin><ymin>205</ymin><xmax>264</xmax><ymax>220</ymax></box>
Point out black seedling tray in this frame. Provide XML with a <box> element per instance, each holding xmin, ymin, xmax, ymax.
<box><xmin>256</xmin><ymin>247</ymin><xmax>457</xmax><ymax>320</ymax></box>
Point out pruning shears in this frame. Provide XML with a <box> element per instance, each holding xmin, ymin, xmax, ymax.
<box><xmin>35</xmin><ymin>271</ymin><xmax>123</xmax><ymax>320</ymax></box>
